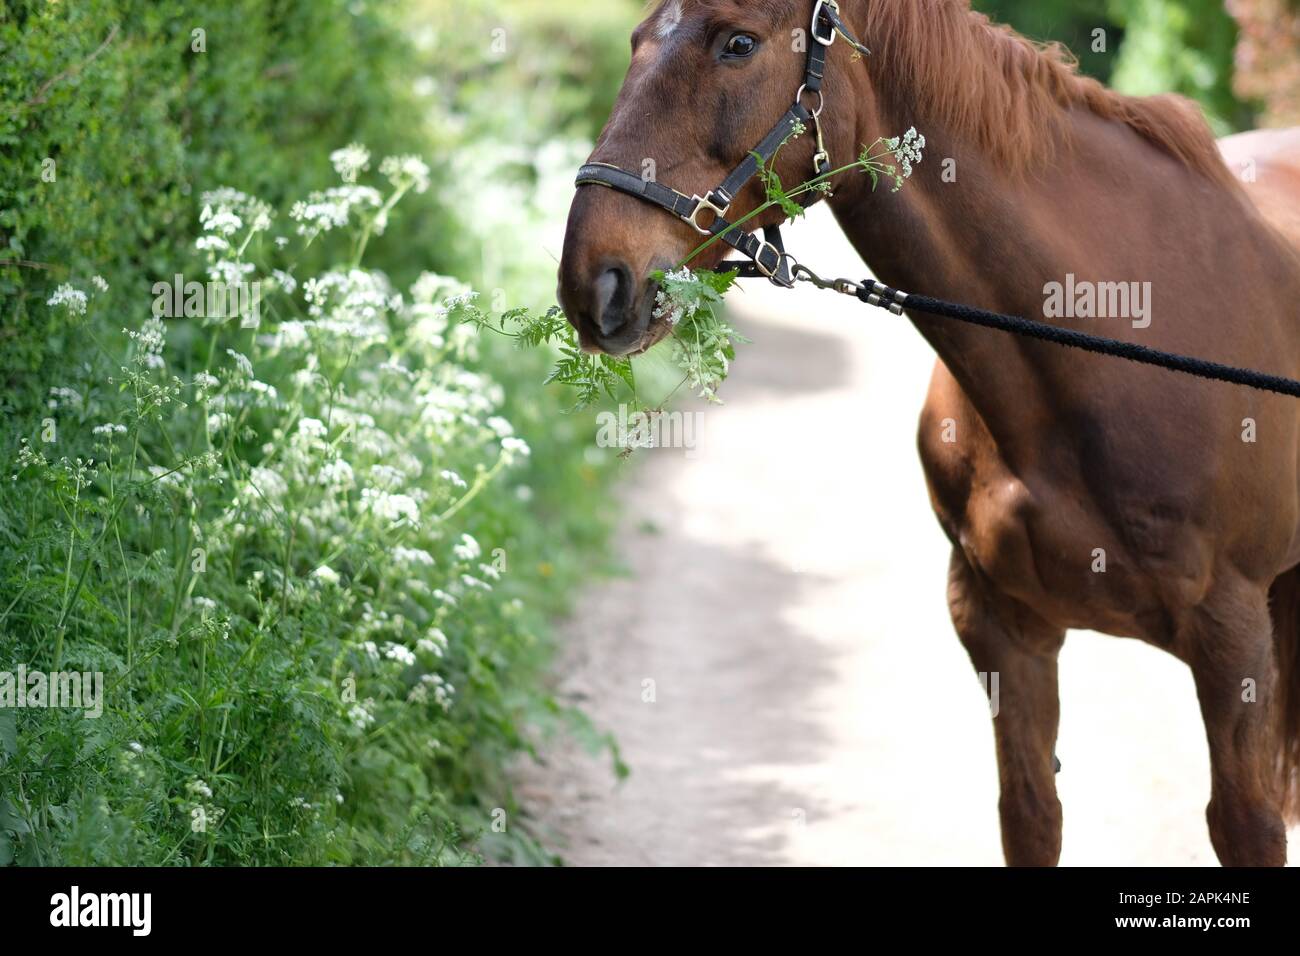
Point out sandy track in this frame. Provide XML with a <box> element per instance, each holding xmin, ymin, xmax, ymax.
<box><xmin>518</xmin><ymin>206</ymin><xmax>1298</xmax><ymax>866</ymax></box>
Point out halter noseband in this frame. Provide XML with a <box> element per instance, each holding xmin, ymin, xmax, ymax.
<box><xmin>574</xmin><ymin>0</ymin><xmax>868</xmax><ymax>289</ymax></box>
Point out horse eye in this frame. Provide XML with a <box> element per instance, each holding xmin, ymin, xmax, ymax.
<box><xmin>723</xmin><ymin>33</ymin><xmax>757</xmax><ymax>58</ymax></box>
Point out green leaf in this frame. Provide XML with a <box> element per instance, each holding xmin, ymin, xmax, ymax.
<box><xmin>0</xmin><ymin>711</ymin><xmax>15</xmax><ymax>760</ymax></box>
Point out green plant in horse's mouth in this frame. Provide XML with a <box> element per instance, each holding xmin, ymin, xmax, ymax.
<box><xmin>472</xmin><ymin>127</ymin><xmax>925</xmax><ymax>414</ymax></box>
<box><xmin>650</xmin><ymin>265</ymin><xmax>746</xmax><ymax>405</ymax></box>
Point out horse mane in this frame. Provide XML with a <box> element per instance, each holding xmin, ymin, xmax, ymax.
<box><xmin>862</xmin><ymin>0</ymin><xmax>1237</xmax><ymax>187</ymax></box>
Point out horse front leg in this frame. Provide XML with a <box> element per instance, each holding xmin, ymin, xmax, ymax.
<box><xmin>1186</xmin><ymin>578</ymin><xmax>1288</xmax><ymax>866</ymax></box>
<box><xmin>947</xmin><ymin>548</ymin><xmax>1066</xmax><ymax>866</ymax></box>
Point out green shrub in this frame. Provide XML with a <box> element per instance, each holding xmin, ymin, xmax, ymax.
<box><xmin>0</xmin><ymin>0</ymin><xmax>637</xmax><ymax>865</ymax></box>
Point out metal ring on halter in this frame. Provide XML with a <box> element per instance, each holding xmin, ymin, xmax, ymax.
<box><xmin>795</xmin><ymin>85</ymin><xmax>824</xmax><ymax>118</ymax></box>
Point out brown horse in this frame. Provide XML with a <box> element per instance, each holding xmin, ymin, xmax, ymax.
<box><xmin>557</xmin><ymin>0</ymin><xmax>1300</xmax><ymax>865</ymax></box>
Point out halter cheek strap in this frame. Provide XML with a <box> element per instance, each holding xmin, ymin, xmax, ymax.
<box><xmin>574</xmin><ymin>0</ymin><xmax>869</xmax><ymax>289</ymax></box>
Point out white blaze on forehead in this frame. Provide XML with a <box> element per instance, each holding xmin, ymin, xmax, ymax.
<box><xmin>656</xmin><ymin>0</ymin><xmax>683</xmax><ymax>38</ymax></box>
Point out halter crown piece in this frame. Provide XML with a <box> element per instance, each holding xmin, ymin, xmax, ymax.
<box><xmin>574</xmin><ymin>0</ymin><xmax>870</xmax><ymax>289</ymax></box>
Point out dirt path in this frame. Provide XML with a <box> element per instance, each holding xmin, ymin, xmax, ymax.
<box><xmin>519</xmin><ymin>206</ymin><xmax>1296</xmax><ymax>866</ymax></box>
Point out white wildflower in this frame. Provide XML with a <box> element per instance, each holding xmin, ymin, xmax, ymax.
<box><xmin>330</xmin><ymin>142</ymin><xmax>371</xmax><ymax>182</ymax></box>
<box><xmin>225</xmin><ymin>349</ymin><xmax>254</xmax><ymax>379</ymax></box>
<box><xmin>360</xmin><ymin>488</ymin><xmax>420</xmax><ymax>526</ymax></box>
<box><xmin>418</xmin><ymin>627</ymin><xmax>448</xmax><ymax>657</ymax></box>
<box><xmin>313</xmin><ymin>565</ymin><xmax>340</xmax><ymax>586</ymax></box>
<box><xmin>247</xmin><ymin>380</ymin><xmax>278</xmax><ymax>400</ymax></box>
<box><xmin>201</xmin><ymin>206</ymin><xmax>243</xmax><ymax>236</ymax></box>
<box><xmin>249</xmin><ymin>466</ymin><xmax>288</xmax><ymax>500</ymax></box>
<box><xmin>271</xmin><ymin>269</ymin><xmax>297</xmax><ymax>295</ymax></box>
<box><xmin>383</xmin><ymin>642</ymin><xmax>416</xmax><ymax>666</ymax></box>
<box><xmin>297</xmin><ymin>417</ymin><xmax>327</xmax><ymax>440</ymax></box>
<box><xmin>148</xmin><ymin>465</ymin><xmax>184</xmax><ymax>488</ymax></box>
<box><xmin>195</xmin><ymin>235</ymin><xmax>230</xmax><ymax>253</ymax></box>
<box><xmin>47</xmin><ymin>284</ymin><xmax>88</xmax><ymax>315</ymax></box>
<box><xmin>289</xmin><ymin>186</ymin><xmax>381</xmax><ymax>235</ymax></box>
<box><xmin>887</xmin><ymin>127</ymin><xmax>926</xmax><ymax>191</ymax></box>
<box><xmin>379</xmin><ymin>154</ymin><xmax>431</xmax><ymax>194</ymax></box>
<box><xmin>369</xmin><ymin>463</ymin><xmax>405</xmax><ymax>489</ymax></box>
<box><xmin>500</xmin><ymin>436</ymin><xmax>531</xmax><ymax>463</ymax></box>
<box><xmin>393</xmin><ymin>546</ymin><xmax>435</xmax><ymax>567</ymax></box>
<box><xmin>453</xmin><ymin>533</ymin><xmax>481</xmax><ymax>562</ymax></box>
<box><xmin>318</xmin><ymin>458</ymin><xmax>355</xmax><ymax>489</ymax></box>
<box><xmin>348</xmin><ymin>703</ymin><xmax>375</xmax><ymax>729</ymax></box>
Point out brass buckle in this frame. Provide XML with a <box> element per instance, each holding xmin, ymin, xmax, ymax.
<box><xmin>811</xmin><ymin>0</ymin><xmax>837</xmax><ymax>46</ymax></box>
<box><xmin>686</xmin><ymin>193</ymin><xmax>730</xmax><ymax>236</ymax></box>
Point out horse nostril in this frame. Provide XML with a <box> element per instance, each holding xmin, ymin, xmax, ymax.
<box><xmin>592</xmin><ymin>264</ymin><xmax>633</xmax><ymax>337</ymax></box>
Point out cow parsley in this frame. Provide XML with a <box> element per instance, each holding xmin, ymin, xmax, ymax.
<box><xmin>652</xmin><ymin>267</ymin><xmax>746</xmax><ymax>404</ymax></box>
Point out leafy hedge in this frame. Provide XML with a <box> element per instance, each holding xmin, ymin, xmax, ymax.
<box><xmin>0</xmin><ymin>0</ymin><xmax>639</xmax><ymax>865</ymax></box>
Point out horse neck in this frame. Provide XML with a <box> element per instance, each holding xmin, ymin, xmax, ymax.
<box><xmin>824</xmin><ymin>84</ymin><xmax>1227</xmax><ymax>450</ymax></box>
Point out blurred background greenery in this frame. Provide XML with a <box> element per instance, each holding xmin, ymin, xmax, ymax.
<box><xmin>977</xmin><ymin>0</ymin><xmax>1254</xmax><ymax>132</ymax></box>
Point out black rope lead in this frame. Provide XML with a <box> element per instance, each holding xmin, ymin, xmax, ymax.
<box><xmin>851</xmin><ymin>279</ymin><xmax>1300</xmax><ymax>400</ymax></box>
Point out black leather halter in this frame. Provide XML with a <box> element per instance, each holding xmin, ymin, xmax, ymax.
<box><xmin>574</xmin><ymin>0</ymin><xmax>868</xmax><ymax>289</ymax></box>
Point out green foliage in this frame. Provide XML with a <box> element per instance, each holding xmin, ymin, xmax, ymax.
<box><xmin>464</xmin><ymin>304</ymin><xmax>635</xmax><ymax>413</ymax></box>
<box><xmin>1105</xmin><ymin>0</ymin><xmax>1253</xmax><ymax>133</ymax></box>
<box><xmin>974</xmin><ymin>0</ymin><xmax>1119</xmax><ymax>81</ymax></box>
<box><xmin>0</xmin><ymin>0</ymin><xmax>457</xmax><ymax>389</ymax></box>
<box><xmin>652</xmin><ymin>268</ymin><xmax>747</xmax><ymax>405</ymax></box>
<box><xmin>0</xmin><ymin>0</ymin><xmax>637</xmax><ymax>866</ymax></box>
<box><xmin>411</xmin><ymin>0</ymin><xmax>643</xmax><ymax>146</ymax></box>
